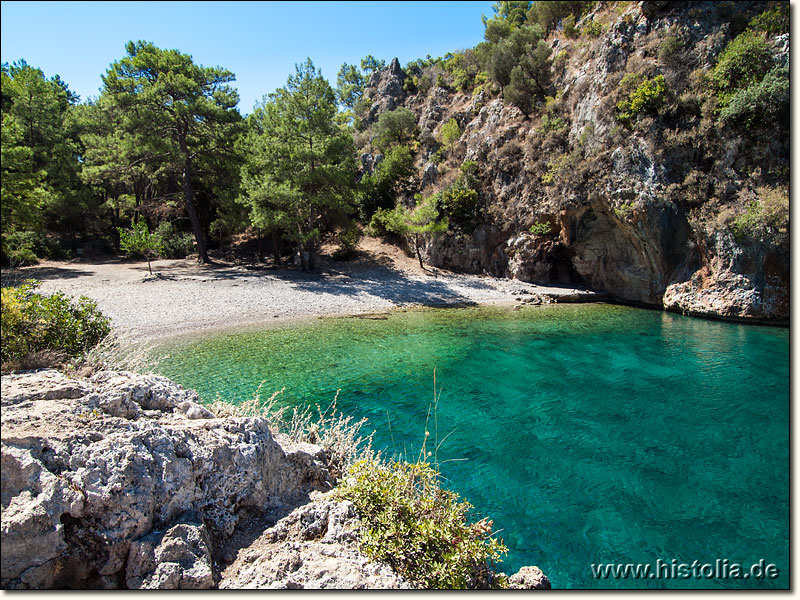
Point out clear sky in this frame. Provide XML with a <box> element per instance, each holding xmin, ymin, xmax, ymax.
<box><xmin>1</xmin><ymin>0</ymin><xmax>494</xmax><ymax>113</ymax></box>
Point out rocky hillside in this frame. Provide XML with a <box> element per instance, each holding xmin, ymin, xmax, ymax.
<box><xmin>1</xmin><ymin>370</ymin><xmax>551</xmax><ymax>589</ymax></box>
<box><xmin>356</xmin><ymin>1</ymin><xmax>789</xmax><ymax>323</ymax></box>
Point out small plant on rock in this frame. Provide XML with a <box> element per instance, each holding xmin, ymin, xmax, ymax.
<box><xmin>336</xmin><ymin>458</ymin><xmax>508</xmax><ymax>589</ymax></box>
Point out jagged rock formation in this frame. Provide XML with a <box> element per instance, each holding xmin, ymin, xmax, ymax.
<box><xmin>1</xmin><ymin>370</ymin><xmax>372</xmax><ymax>589</ymax></box>
<box><xmin>1</xmin><ymin>370</ymin><xmax>551</xmax><ymax>589</ymax></box>
<box><xmin>357</xmin><ymin>1</ymin><xmax>788</xmax><ymax>322</ymax></box>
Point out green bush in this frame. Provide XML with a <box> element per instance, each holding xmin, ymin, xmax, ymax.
<box><xmin>581</xmin><ymin>18</ymin><xmax>604</xmax><ymax>37</ymax></box>
<box><xmin>333</xmin><ymin>224</ymin><xmax>363</xmax><ymax>259</ymax></box>
<box><xmin>719</xmin><ymin>66</ymin><xmax>788</xmax><ymax>129</ymax></box>
<box><xmin>529</xmin><ymin>222</ymin><xmax>551</xmax><ymax>235</ymax></box>
<box><xmin>616</xmin><ymin>75</ymin><xmax>668</xmax><ymax>124</ymax></box>
<box><xmin>562</xmin><ymin>14</ymin><xmax>578</xmax><ymax>37</ymax></box>
<box><xmin>336</xmin><ymin>458</ymin><xmax>508</xmax><ymax>589</ymax></box>
<box><xmin>154</xmin><ymin>221</ymin><xmax>196</xmax><ymax>259</ymax></box>
<box><xmin>2</xmin><ymin>230</ymin><xmax>68</xmax><ymax>266</ymax></box>
<box><xmin>729</xmin><ymin>187</ymin><xmax>789</xmax><ymax>242</ymax></box>
<box><xmin>374</xmin><ymin>107</ymin><xmax>417</xmax><ymax>151</ymax></box>
<box><xmin>748</xmin><ymin>3</ymin><xmax>789</xmax><ymax>34</ymax></box>
<box><xmin>711</xmin><ymin>30</ymin><xmax>772</xmax><ymax>106</ymax></box>
<box><xmin>1</xmin><ymin>281</ymin><xmax>111</xmax><ymax>368</ymax></box>
<box><xmin>439</xmin><ymin>118</ymin><xmax>462</xmax><ymax>150</ymax></box>
<box><xmin>366</xmin><ymin>207</ymin><xmax>406</xmax><ymax>237</ymax></box>
<box><xmin>441</xmin><ymin>185</ymin><xmax>478</xmax><ymax>226</ymax></box>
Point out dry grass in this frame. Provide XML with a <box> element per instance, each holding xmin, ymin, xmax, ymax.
<box><xmin>208</xmin><ymin>384</ymin><xmax>376</xmax><ymax>478</ymax></box>
<box><xmin>68</xmin><ymin>329</ymin><xmax>161</xmax><ymax>377</ymax></box>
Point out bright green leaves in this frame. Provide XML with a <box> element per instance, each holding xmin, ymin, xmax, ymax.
<box><xmin>117</xmin><ymin>221</ymin><xmax>164</xmax><ymax>274</ymax></box>
<box><xmin>615</xmin><ymin>74</ymin><xmax>668</xmax><ymax>125</ymax></box>
<box><xmin>336</xmin><ymin>458</ymin><xmax>508</xmax><ymax>589</ymax></box>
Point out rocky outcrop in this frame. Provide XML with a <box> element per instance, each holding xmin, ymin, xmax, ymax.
<box><xmin>1</xmin><ymin>370</ymin><xmax>361</xmax><ymax>589</ymax></box>
<box><xmin>357</xmin><ymin>2</ymin><xmax>788</xmax><ymax>323</ymax></box>
<box><xmin>1</xmin><ymin>369</ymin><xmax>552</xmax><ymax>589</ymax></box>
<box><xmin>219</xmin><ymin>495</ymin><xmax>409</xmax><ymax>589</ymax></box>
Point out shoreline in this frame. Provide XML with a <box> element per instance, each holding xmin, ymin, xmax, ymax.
<box><xmin>0</xmin><ymin>249</ymin><xmax>603</xmax><ymax>342</ymax></box>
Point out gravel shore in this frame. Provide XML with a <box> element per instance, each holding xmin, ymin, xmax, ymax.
<box><xmin>1</xmin><ymin>240</ymin><xmax>599</xmax><ymax>340</ymax></box>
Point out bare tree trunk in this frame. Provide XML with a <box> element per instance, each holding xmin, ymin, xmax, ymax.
<box><xmin>179</xmin><ymin>137</ymin><xmax>210</xmax><ymax>263</ymax></box>
<box><xmin>415</xmin><ymin>233</ymin><xmax>424</xmax><ymax>270</ymax></box>
<box><xmin>272</xmin><ymin>234</ymin><xmax>281</xmax><ymax>266</ymax></box>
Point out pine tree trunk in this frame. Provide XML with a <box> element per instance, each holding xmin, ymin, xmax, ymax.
<box><xmin>179</xmin><ymin>138</ymin><xmax>209</xmax><ymax>263</ymax></box>
<box><xmin>415</xmin><ymin>233</ymin><xmax>424</xmax><ymax>269</ymax></box>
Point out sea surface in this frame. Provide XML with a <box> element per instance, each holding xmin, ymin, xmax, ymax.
<box><xmin>155</xmin><ymin>304</ymin><xmax>789</xmax><ymax>589</ymax></box>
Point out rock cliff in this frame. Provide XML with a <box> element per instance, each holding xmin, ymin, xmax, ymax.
<box><xmin>0</xmin><ymin>370</ymin><xmax>550</xmax><ymax>589</ymax></box>
<box><xmin>357</xmin><ymin>1</ymin><xmax>788</xmax><ymax>323</ymax></box>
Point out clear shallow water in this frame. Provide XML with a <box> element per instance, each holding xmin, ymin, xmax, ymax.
<box><xmin>155</xmin><ymin>304</ymin><xmax>789</xmax><ymax>589</ymax></box>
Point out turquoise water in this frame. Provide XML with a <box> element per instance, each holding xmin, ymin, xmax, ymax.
<box><xmin>155</xmin><ymin>304</ymin><xmax>789</xmax><ymax>589</ymax></box>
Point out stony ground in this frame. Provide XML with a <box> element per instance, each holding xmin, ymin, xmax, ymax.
<box><xmin>1</xmin><ymin>236</ymin><xmax>600</xmax><ymax>340</ymax></box>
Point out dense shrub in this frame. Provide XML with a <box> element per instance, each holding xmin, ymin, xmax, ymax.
<box><xmin>333</xmin><ymin>224</ymin><xmax>363</xmax><ymax>260</ymax></box>
<box><xmin>711</xmin><ymin>30</ymin><xmax>772</xmax><ymax>106</ymax></box>
<box><xmin>154</xmin><ymin>221</ymin><xmax>196</xmax><ymax>259</ymax></box>
<box><xmin>1</xmin><ymin>281</ymin><xmax>111</xmax><ymax>368</ymax></box>
<box><xmin>719</xmin><ymin>66</ymin><xmax>788</xmax><ymax>129</ymax></box>
<box><xmin>2</xmin><ymin>230</ymin><xmax>68</xmax><ymax>266</ymax></box>
<box><xmin>373</xmin><ymin>107</ymin><xmax>417</xmax><ymax>151</ymax></box>
<box><xmin>336</xmin><ymin>458</ymin><xmax>508</xmax><ymax>589</ymax></box>
<box><xmin>729</xmin><ymin>186</ymin><xmax>789</xmax><ymax>242</ymax></box>
<box><xmin>440</xmin><ymin>185</ymin><xmax>478</xmax><ymax>227</ymax></box>
<box><xmin>747</xmin><ymin>3</ymin><xmax>789</xmax><ymax>35</ymax></box>
<box><xmin>438</xmin><ymin>118</ymin><xmax>462</xmax><ymax>150</ymax></box>
<box><xmin>616</xmin><ymin>75</ymin><xmax>668</xmax><ymax>124</ymax></box>
<box><xmin>355</xmin><ymin>145</ymin><xmax>415</xmax><ymax>221</ymax></box>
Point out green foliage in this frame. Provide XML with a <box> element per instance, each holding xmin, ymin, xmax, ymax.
<box><xmin>333</xmin><ymin>224</ymin><xmax>363</xmax><ymax>259</ymax></box>
<box><xmin>729</xmin><ymin>187</ymin><xmax>789</xmax><ymax>242</ymax></box>
<box><xmin>616</xmin><ymin>75</ymin><xmax>668</xmax><ymax>124</ymax></box>
<box><xmin>102</xmin><ymin>41</ymin><xmax>243</xmax><ymax>262</ymax></box>
<box><xmin>373</xmin><ymin>107</ymin><xmax>417</xmax><ymax>152</ymax></box>
<box><xmin>529</xmin><ymin>221</ymin><xmax>551</xmax><ymax>235</ymax></box>
<box><xmin>118</xmin><ymin>221</ymin><xmax>164</xmax><ymax>273</ymax></box>
<box><xmin>562</xmin><ymin>14</ymin><xmax>578</xmax><ymax>36</ymax></box>
<box><xmin>442</xmin><ymin>51</ymin><xmax>484</xmax><ymax>92</ymax></box>
<box><xmin>366</xmin><ymin>206</ymin><xmax>406</xmax><ymax>237</ymax></box>
<box><xmin>1</xmin><ymin>60</ymin><xmax>91</xmax><ymax>242</ymax></box>
<box><xmin>440</xmin><ymin>185</ymin><xmax>478</xmax><ymax>227</ymax></box>
<box><xmin>719</xmin><ymin>66</ymin><xmax>788</xmax><ymax>129</ymax></box>
<box><xmin>2</xmin><ymin>230</ymin><xmax>66</xmax><ymax>266</ymax></box>
<box><xmin>238</xmin><ymin>59</ymin><xmax>357</xmax><ymax>271</ymax></box>
<box><xmin>710</xmin><ymin>30</ymin><xmax>772</xmax><ymax>107</ymax></box>
<box><xmin>355</xmin><ymin>145</ymin><xmax>415</xmax><ymax>221</ymax></box>
<box><xmin>526</xmin><ymin>1</ymin><xmax>595</xmax><ymax>33</ymax></box>
<box><xmin>540</xmin><ymin>94</ymin><xmax>566</xmax><ymax>133</ymax></box>
<box><xmin>1</xmin><ymin>281</ymin><xmax>111</xmax><ymax>368</ymax></box>
<box><xmin>581</xmin><ymin>18</ymin><xmax>604</xmax><ymax>37</ymax></box>
<box><xmin>378</xmin><ymin>195</ymin><xmax>448</xmax><ymax>268</ymax></box>
<box><xmin>336</xmin><ymin>458</ymin><xmax>508</xmax><ymax>589</ymax></box>
<box><xmin>438</xmin><ymin>118</ymin><xmax>462</xmax><ymax>150</ymax></box>
<box><xmin>747</xmin><ymin>2</ymin><xmax>789</xmax><ymax>35</ymax></box>
<box><xmin>541</xmin><ymin>152</ymin><xmax>579</xmax><ymax>184</ymax></box>
<box><xmin>658</xmin><ymin>36</ymin><xmax>684</xmax><ymax>65</ymax></box>
<box><xmin>485</xmin><ymin>23</ymin><xmax>552</xmax><ymax>113</ymax></box>
<box><xmin>153</xmin><ymin>221</ymin><xmax>195</xmax><ymax>258</ymax></box>
<box><xmin>336</xmin><ymin>63</ymin><xmax>366</xmax><ymax>110</ymax></box>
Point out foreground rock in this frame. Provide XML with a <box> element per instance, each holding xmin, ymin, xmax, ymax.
<box><xmin>1</xmin><ymin>370</ymin><xmax>370</xmax><ymax>589</ymax></box>
<box><xmin>1</xmin><ymin>369</ymin><xmax>550</xmax><ymax>589</ymax></box>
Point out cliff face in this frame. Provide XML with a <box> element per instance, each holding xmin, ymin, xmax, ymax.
<box><xmin>358</xmin><ymin>1</ymin><xmax>789</xmax><ymax>322</ymax></box>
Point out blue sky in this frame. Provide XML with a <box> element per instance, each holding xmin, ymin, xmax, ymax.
<box><xmin>1</xmin><ymin>1</ymin><xmax>494</xmax><ymax>112</ymax></box>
